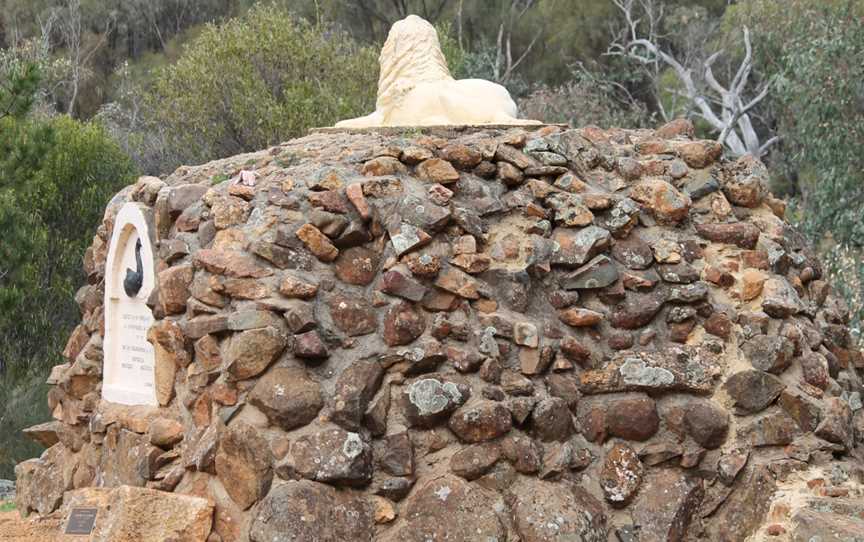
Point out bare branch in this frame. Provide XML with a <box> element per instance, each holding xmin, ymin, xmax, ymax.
<box><xmin>607</xmin><ymin>0</ymin><xmax>775</xmax><ymax>157</ymax></box>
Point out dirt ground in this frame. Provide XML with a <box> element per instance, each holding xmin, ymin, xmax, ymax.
<box><xmin>0</xmin><ymin>507</ymin><xmax>62</xmax><ymax>542</ymax></box>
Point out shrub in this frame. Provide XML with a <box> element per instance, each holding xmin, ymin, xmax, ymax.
<box><xmin>140</xmin><ymin>4</ymin><xmax>378</xmax><ymax>169</ymax></box>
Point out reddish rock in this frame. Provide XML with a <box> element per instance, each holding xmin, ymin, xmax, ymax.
<box><xmin>328</xmin><ymin>295</ymin><xmax>377</xmax><ymax>336</ymax></box>
<box><xmin>501</xmin><ymin>435</ymin><xmax>543</xmax><ymax>474</ymax></box>
<box><xmin>450</xmin><ymin>443</ymin><xmax>500</xmax><ymax>480</ymax></box>
<box><xmin>448</xmin><ymin>400</ymin><xmax>512</xmax><ymax>443</ymax></box>
<box><xmin>292</xmin><ymin>428</ymin><xmax>372</xmax><ymax>487</ymax></box>
<box><xmin>719</xmin><ymin>154</ymin><xmax>768</xmax><ymax>208</ymax></box>
<box><xmin>509</xmin><ymin>477</ymin><xmax>608</xmax><ymax>542</ymax></box>
<box><xmin>439</xmin><ymin>144</ymin><xmax>482</xmax><ymax>170</ymax></box>
<box><xmin>532</xmin><ymin>397</ymin><xmax>575</xmax><ymax>442</ymax></box>
<box><xmin>601</xmin><ymin>443</ymin><xmax>643</xmax><ymax>507</ymax></box>
<box><xmin>778</xmin><ymin>387</ymin><xmax>822</xmax><ymax>432</ymax></box>
<box><xmin>683</xmin><ymin>400</ymin><xmax>730</xmax><ymax>449</ymax></box>
<box><xmin>724</xmin><ymin>370</ymin><xmax>786</xmax><ymax>414</ymax></box>
<box><xmin>695</xmin><ymin>222</ymin><xmax>760</xmax><ymax>249</ymax></box>
<box><xmin>434</xmin><ymin>265</ymin><xmax>483</xmax><ymax>299</ymax></box>
<box><xmin>293</xmin><ymin>330</ymin><xmax>329</xmax><ymax>359</ymax></box>
<box><xmin>558</xmin><ymin>307</ymin><xmax>604</xmax><ymax>327</ymax></box>
<box><xmin>331</xmin><ymin>360</ymin><xmax>385</xmax><ymax>431</ymax></box>
<box><xmin>378</xmin><ymin>474</ymin><xmax>507</xmax><ymax>541</ymax></box>
<box><xmin>551</xmin><ymin>226</ymin><xmax>612</xmax><ymax>267</ymax></box>
<box><xmin>606</xmin><ymin>395</ymin><xmax>660</xmax><ymax>441</ymax></box>
<box><xmin>249</xmin><ymin>367</ymin><xmax>323</xmax><ymax>430</ymax></box>
<box><xmin>334</xmin><ymin>247</ymin><xmax>380</xmax><ymax>285</ymax></box>
<box><xmin>216</xmin><ymin>422</ymin><xmax>273</xmax><ymax>510</ymax></box>
<box><xmin>632</xmin><ymin>469</ymin><xmax>704</xmax><ymax>541</ymax></box>
<box><xmin>278</xmin><ymin>274</ymin><xmax>318</xmax><ymax>299</ymax></box>
<box><xmin>815</xmin><ymin>397</ymin><xmax>853</xmax><ymax>449</ymax></box>
<box><xmin>380</xmin><ymin>269</ymin><xmax>426</xmax><ymax>302</ymax></box>
<box><xmin>382</xmin><ymin>301</ymin><xmax>425</xmax><ymax>346</ymax></box>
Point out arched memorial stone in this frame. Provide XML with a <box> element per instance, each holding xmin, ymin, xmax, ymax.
<box><xmin>102</xmin><ymin>202</ymin><xmax>157</xmax><ymax>406</ymax></box>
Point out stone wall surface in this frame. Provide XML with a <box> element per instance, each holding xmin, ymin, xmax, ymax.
<box><xmin>15</xmin><ymin>121</ymin><xmax>864</xmax><ymax>541</ymax></box>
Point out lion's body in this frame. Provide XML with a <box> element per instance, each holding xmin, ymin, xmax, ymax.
<box><xmin>336</xmin><ymin>15</ymin><xmax>537</xmax><ymax>128</ymax></box>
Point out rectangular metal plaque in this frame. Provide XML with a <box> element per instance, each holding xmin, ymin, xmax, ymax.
<box><xmin>65</xmin><ymin>507</ymin><xmax>98</xmax><ymax>535</ymax></box>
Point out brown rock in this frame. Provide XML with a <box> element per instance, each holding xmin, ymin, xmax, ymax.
<box><xmin>448</xmin><ymin>400</ymin><xmax>512</xmax><ymax>443</ymax></box>
<box><xmin>249</xmin><ymin>480</ymin><xmax>373</xmax><ymax>542</ymax></box>
<box><xmin>249</xmin><ymin>367</ymin><xmax>323</xmax><ymax>430</ymax></box>
<box><xmin>292</xmin><ymin>428</ymin><xmax>372</xmax><ymax>486</ymax></box>
<box><xmin>778</xmin><ymin>387</ymin><xmax>822</xmax><ymax>432</ymax></box>
<box><xmin>815</xmin><ymin>397</ymin><xmax>853</xmax><ymax>449</ymax></box>
<box><xmin>695</xmin><ymin>222</ymin><xmax>760</xmax><ymax>249</ymax></box>
<box><xmin>632</xmin><ymin>469</ymin><xmax>704</xmax><ymax>542</ymax></box>
<box><xmin>630</xmin><ymin>178</ymin><xmax>691</xmax><ymax>224</ymax></box>
<box><xmin>607</xmin><ymin>395</ymin><xmax>660</xmax><ymax>441</ymax></box>
<box><xmin>295</xmin><ymin>224</ymin><xmax>339</xmax><ymax>262</ymax></box>
<box><xmin>377</xmin><ymin>474</ymin><xmax>507</xmax><ymax>542</ymax></box>
<box><xmin>558</xmin><ymin>307</ymin><xmax>603</xmax><ymax>327</ymax></box>
<box><xmin>719</xmin><ymin>154</ymin><xmax>768</xmax><ymax>208</ymax></box>
<box><xmin>708</xmin><ymin>465</ymin><xmax>775</xmax><ymax>541</ymax></box>
<box><xmin>532</xmin><ymin>397</ymin><xmax>575</xmax><ymax>442</ymax></box>
<box><xmin>383</xmin><ymin>301</ymin><xmax>425</xmax><ymax>346</ymax></box>
<box><xmin>362</xmin><ymin>156</ymin><xmax>408</xmax><ymax>176</ymax></box>
<box><xmin>601</xmin><ymin>443</ymin><xmax>643</xmax><ymax>507</ymax></box>
<box><xmin>450</xmin><ymin>443</ymin><xmax>500</xmax><ymax>480</ymax></box>
<box><xmin>416</xmin><ymin>158</ymin><xmax>460</xmax><ymax>184</ymax></box>
<box><xmin>501</xmin><ymin>435</ymin><xmax>543</xmax><ymax>474</ymax></box>
<box><xmin>65</xmin><ymin>485</ymin><xmax>214</xmax><ymax>542</ymax></box>
<box><xmin>741</xmin><ymin>269</ymin><xmax>767</xmax><ymax>301</ymax></box>
<box><xmin>329</xmin><ymin>294</ymin><xmax>377</xmax><ymax>336</ymax></box>
<box><xmin>331</xmin><ymin>360</ymin><xmax>385</xmax><ymax>431</ymax></box>
<box><xmin>678</xmin><ymin>140</ymin><xmax>722</xmax><ymax>168</ymax></box>
<box><xmin>148</xmin><ymin>418</ymin><xmax>184</xmax><ymax>449</ymax></box>
<box><xmin>335</xmin><ymin>247</ymin><xmax>380</xmax><ymax>285</ymax></box>
<box><xmin>224</xmin><ymin>326</ymin><xmax>286</xmax><ymax>381</ymax></box>
<box><xmin>194</xmin><ymin>249</ymin><xmax>272</xmax><ymax>278</ymax></box>
<box><xmin>683</xmin><ymin>400</ymin><xmax>729</xmax><ymax>449</ymax></box>
<box><xmin>158</xmin><ymin>265</ymin><xmax>193</xmax><ymax>315</ymax></box>
<box><xmin>724</xmin><ymin>370</ymin><xmax>786</xmax><ymax>414</ymax></box>
<box><xmin>509</xmin><ymin>477</ymin><xmax>608</xmax><ymax>542</ymax></box>
<box><xmin>279</xmin><ymin>274</ymin><xmax>318</xmax><ymax>299</ymax></box>
<box><xmin>216</xmin><ymin>422</ymin><xmax>273</xmax><ymax>510</ymax></box>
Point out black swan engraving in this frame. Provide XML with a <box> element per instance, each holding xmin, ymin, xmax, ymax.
<box><xmin>123</xmin><ymin>238</ymin><xmax>144</xmax><ymax>298</ymax></box>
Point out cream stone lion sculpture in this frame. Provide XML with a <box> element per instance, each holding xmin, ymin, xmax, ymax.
<box><xmin>336</xmin><ymin>15</ymin><xmax>539</xmax><ymax>128</ymax></box>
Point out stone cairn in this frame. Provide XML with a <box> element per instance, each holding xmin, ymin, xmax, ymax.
<box><xmin>15</xmin><ymin>120</ymin><xmax>864</xmax><ymax>541</ymax></box>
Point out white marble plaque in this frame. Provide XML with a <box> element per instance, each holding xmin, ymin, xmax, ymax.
<box><xmin>102</xmin><ymin>203</ymin><xmax>158</xmax><ymax>406</ymax></box>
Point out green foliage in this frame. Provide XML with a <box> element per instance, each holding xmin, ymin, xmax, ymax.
<box><xmin>0</xmin><ymin>114</ymin><xmax>136</xmax><ymax>477</ymax></box>
<box><xmin>0</xmin><ymin>61</ymin><xmax>41</xmax><ymax>119</ymax></box>
<box><xmin>725</xmin><ymin>0</ymin><xmax>864</xmax><ymax>332</ymax></box>
<box><xmin>0</xmin><ymin>499</ymin><xmax>16</xmax><ymax>512</ymax></box>
<box><xmin>141</xmin><ymin>4</ymin><xmax>377</xmax><ymax>167</ymax></box>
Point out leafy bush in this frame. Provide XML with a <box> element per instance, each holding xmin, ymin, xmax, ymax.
<box><xmin>0</xmin><ymin>108</ymin><xmax>136</xmax><ymax>477</ymax></box>
<box><xmin>137</xmin><ymin>4</ymin><xmax>378</xmax><ymax>170</ymax></box>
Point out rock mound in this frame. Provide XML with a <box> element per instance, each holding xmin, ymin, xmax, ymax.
<box><xmin>16</xmin><ymin>121</ymin><xmax>864</xmax><ymax>540</ymax></box>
